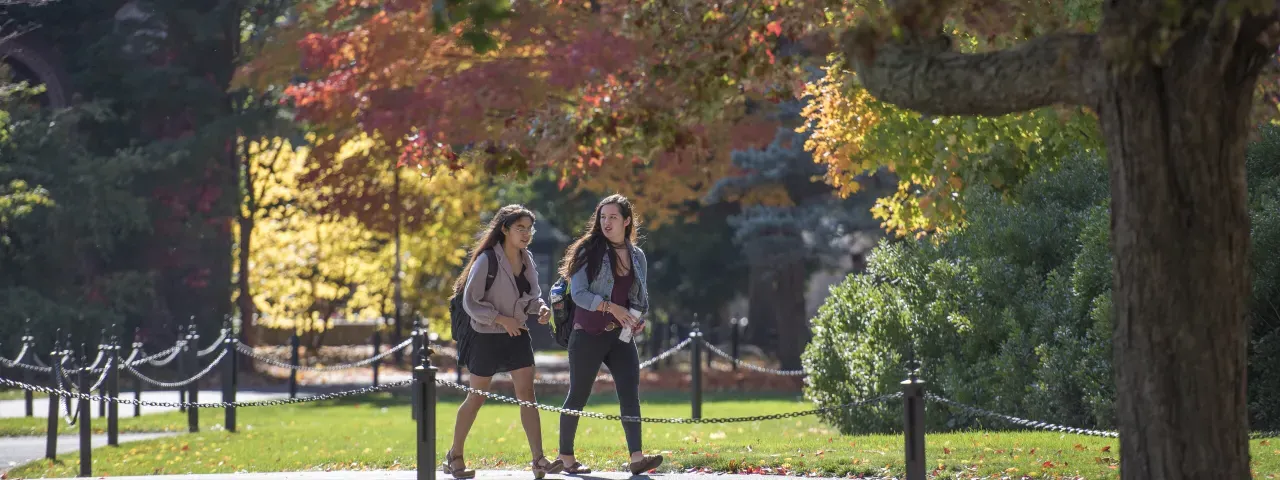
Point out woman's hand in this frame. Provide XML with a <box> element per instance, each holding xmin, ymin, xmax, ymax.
<box><xmin>494</xmin><ymin>315</ymin><xmax>527</xmax><ymax>337</ymax></box>
<box><xmin>537</xmin><ymin>305</ymin><xmax>551</xmax><ymax>324</ymax></box>
<box><xmin>606</xmin><ymin>303</ymin><xmax>640</xmax><ymax>329</ymax></box>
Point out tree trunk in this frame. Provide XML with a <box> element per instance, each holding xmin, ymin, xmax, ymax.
<box><xmin>773</xmin><ymin>260</ymin><xmax>809</xmax><ymax>370</ymax></box>
<box><xmin>837</xmin><ymin>1</ymin><xmax>1278</xmax><ymax>477</ymax></box>
<box><xmin>236</xmin><ymin>214</ymin><xmax>259</xmax><ymax>351</ymax></box>
<box><xmin>1101</xmin><ymin>42</ymin><xmax>1257</xmax><ymax>480</ymax></box>
<box><xmin>392</xmin><ymin>170</ymin><xmax>404</xmax><ymax>365</ymax></box>
<box><xmin>746</xmin><ymin>265</ymin><xmax>777</xmax><ymax>348</ymax></box>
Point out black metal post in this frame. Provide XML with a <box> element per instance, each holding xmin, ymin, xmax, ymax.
<box><xmin>177</xmin><ymin>326</ymin><xmax>187</xmax><ymax>413</ymax></box>
<box><xmin>410</xmin><ymin>327</ymin><xmax>422</xmax><ymax>421</ymax></box>
<box><xmin>413</xmin><ymin>346</ymin><xmax>437</xmax><ymax>480</ymax></box>
<box><xmin>902</xmin><ymin>363</ymin><xmax>926</xmax><ymax>480</ymax></box>
<box><xmin>130</xmin><ymin>336</ymin><xmax>143</xmax><ymax>418</ymax></box>
<box><xmin>44</xmin><ymin>344</ymin><xmax>62</xmax><ymax>460</ymax></box>
<box><xmin>221</xmin><ymin>324</ymin><xmax>238</xmax><ymax>433</ymax></box>
<box><xmin>187</xmin><ymin>327</ymin><xmax>199</xmax><ymax>433</ymax></box>
<box><xmin>410</xmin><ymin>326</ymin><xmax>423</xmax><ymax>368</ymax></box>
<box><xmin>690</xmin><ymin>324</ymin><xmax>703</xmax><ymax>420</ymax></box>
<box><xmin>78</xmin><ymin>347</ymin><xmax>91</xmax><ymax>478</ymax></box>
<box><xmin>107</xmin><ymin>341</ymin><xmax>120</xmax><ymax>446</ymax></box>
<box><xmin>288</xmin><ymin>333</ymin><xmax>300</xmax><ymax>399</ymax></box>
<box><xmin>96</xmin><ymin>335</ymin><xmax>107</xmax><ymax>419</ymax></box>
<box><xmin>21</xmin><ymin>330</ymin><xmax>35</xmax><ymax>417</ymax></box>
<box><xmin>372</xmin><ymin>328</ymin><xmax>382</xmax><ymax>387</ymax></box>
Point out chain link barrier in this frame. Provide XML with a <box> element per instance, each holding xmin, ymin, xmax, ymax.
<box><xmin>436</xmin><ymin>377</ymin><xmax>901</xmax><ymax>423</ymax></box>
<box><xmin>0</xmin><ymin>376</ymin><xmax>412</xmax><ymax>408</ymax></box>
<box><xmin>699</xmin><ymin>339</ymin><xmax>807</xmax><ymax>376</ymax></box>
<box><xmin>236</xmin><ymin>338</ymin><xmax>411</xmax><ymax>372</ymax></box>
<box><xmin>1</xmin><ymin>341</ymin><xmax>189</xmax><ymax>374</ymax></box>
<box><xmin>141</xmin><ymin>343</ymin><xmax>186</xmax><ymax>367</ymax></box>
<box><xmin>196</xmin><ymin>333</ymin><xmax>227</xmax><ymax>357</ymax></box>
<box><xmin>0</xmin><ymin>355</ymin><xmax>51</xmax><ymax>373</ymax></box>
<box><xmin>926</xmin><ymin>394</ymin><xmax>1119</xmax><ymax>438</ymax></box>
<box><xmin>523</xmin><ymin>338</ymin><xmax>693</xmax><ymax>385</ymax></box>
<box><xmin>0</xmin><ymin>368</ymin><xmax>896</xmax><ymax>425</ymax></box>
<box><xmin>124</xmin><ymin>349</ymin><xmax>227</xmax><ymax>388</ymax></box>
<box><xmin>54</xmin><ymin>358</ymin><xmax>83</xmax><ymax>425</ymax></box>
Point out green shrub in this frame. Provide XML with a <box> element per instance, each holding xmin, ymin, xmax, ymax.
<box><xmin>804</xmin><ymin>154</ymin><xmax>1112</xmax><ymax>433</ymax></box>
<box><xmin>807</xmin><ymin>126</ymin><xmax>1280</xmax><ymax>433</ymax></box>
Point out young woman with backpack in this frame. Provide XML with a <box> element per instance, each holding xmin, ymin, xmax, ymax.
<box><xmin>551</xmin><ymin>194</ymin><xmax>664</xmax><ymax>475</ymax></box>
<box><xmin>444</xmin><ymin>205</ymin><xmax>560</xmax><ymax>479</ymax></box>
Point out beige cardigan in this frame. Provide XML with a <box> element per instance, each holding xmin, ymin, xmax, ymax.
<box><xmin>461</xmin><ymin>247</ymin><xmax>547</xmax><ymax>334</ymax></box>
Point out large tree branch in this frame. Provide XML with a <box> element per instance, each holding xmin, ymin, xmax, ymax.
<box><xmin>841</xmin><ymin>30</ymin><xmax>1104</xmax><ymax>116</ymax></box>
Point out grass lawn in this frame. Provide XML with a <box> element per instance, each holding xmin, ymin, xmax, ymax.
<box><xmin>0</xmin><ymin>389</ymin><xmax>46</xmax><ymax>401</ymax></box>
<box><xmin>5</xmin><ymin>391</ymin><xmax>1279</xmax><ymax>479</ymax></box>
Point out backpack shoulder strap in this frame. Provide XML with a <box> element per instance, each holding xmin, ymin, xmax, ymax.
<box><xmin>484</xmin><ymin>248</ymin><xmax>499</xmax><ymax>292</ymax></box>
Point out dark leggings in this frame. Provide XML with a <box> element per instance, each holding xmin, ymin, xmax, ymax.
<box><xmin>559</xmin><ymin>328</ymin><xmax>642</xmax><ymax>455</ymax></box>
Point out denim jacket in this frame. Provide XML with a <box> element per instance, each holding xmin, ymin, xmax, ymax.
<box><xmin>568</xmin><ymin>244</ymin><xmax>650</xmax><ymax>317</ymax></box>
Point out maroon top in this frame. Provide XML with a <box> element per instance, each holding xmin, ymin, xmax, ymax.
<box><xmin>573</xmin><ymin>270</ymin><xmax>633</xmax><ymax>335</ymax></box>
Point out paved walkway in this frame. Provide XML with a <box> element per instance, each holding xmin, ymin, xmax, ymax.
<box><xmin>37</xmin><ymin>470</ymin><xmax>824</xmax><ymax>480</ymax></box>
<box><xmin>0</xmin><ymin>390</ymin><xmax>289</xmax><ymax>418</ymax></box>
<box><xmin>0</xmin><ymin>432</ymin><xmax>177</xmax><ymax>474</ymax></box>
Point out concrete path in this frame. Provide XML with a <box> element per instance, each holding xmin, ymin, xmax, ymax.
<box><xmin>0</xmin><ymin>390</ymin><xmax>290</xmax><ymax>418</ymax></box>
<box><xmin>34</xmin><ymin>470</ymin><xmax>841</xmax><ymax>480</ymax></box>
<box><xmin>0</xmin><ymin>432</ymin><xmax>177</xmax><ymax>474</ymax></box>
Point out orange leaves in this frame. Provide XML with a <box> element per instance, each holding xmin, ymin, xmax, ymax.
<box><xmin>766</xmin><ymin>21</ymin><xmax>783</xmax><ymax>37</ymax></box>
<box><xmin>799</xmin><ymin>66</ymin><xmax>880</xmax><ymax>198</ymax></box>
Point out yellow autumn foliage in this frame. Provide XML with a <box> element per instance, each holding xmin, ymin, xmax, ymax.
<box><xmin>234</xmin><ymin>136</ymin><xmax>495</xmax><ymax>335</ymax></box>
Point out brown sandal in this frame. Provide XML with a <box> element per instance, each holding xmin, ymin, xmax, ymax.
<box><xmin>441</xmin><ymin>449</ymin><xmax>476</xmax><ymax>479</ymax></box>
<box><xmin>550</xmin><ymin>458</ymin><xmax>592</xmax><ymax>475</ymax></box>
<box><xmin>628</xmin><ymin>454</ymin><xmax>664</xmax><ymax>475</ymax></box>
<box><xmin>532</xmin><ymin>456</ymin><xmax>562</xmax><ymax>479</ymax></box>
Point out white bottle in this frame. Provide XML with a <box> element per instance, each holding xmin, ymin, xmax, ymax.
<box><xmin>618</xmin><ymin>308</ymin><xmax>642</xmax><ymax>343</ymax></box>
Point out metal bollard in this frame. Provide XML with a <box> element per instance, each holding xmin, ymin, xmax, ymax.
<box><xmin>413</xmin><ymin>350</ymin><xmax>438</xmax><ymax>480</ymax></box>
<box><xmin>107</xmin><ymin>342</ymin><xmax>120</xmax><ymax>446</ymax></box>
<box><xmin>44</xmin><ymin>343</ymin><xmax>62</xmax><ymax>460</ymax></box>
<box><xmin>177</xmin><ymin>328</ymin><xmax>187</xmax><ymax>413</ymax></box>
<box><xmin>187</xmin><ymin>327</ymin><xmax>200</xmax><ymax>433</ymax></box>
<box><xmin>410</xmin><ymin>328</ymin><xmax>422</xmax><ymax>421</ymax></box>
<box><xmin>20</xmin><ymin>326</ymin><xmax>34</xmax><ymax>417</ymax></box>
<box><xmin>372</xmin><ymin>329</ymin><xmax>382</xmax><ymax>387</ymax></box>
<box><xmin>78</xmin><ymin>347</ymin><xmax>91</xmax><ymax>478</ymax></box>
<box><xmin>289</xmin><ymin>333</ymin><xmax>300</xmax><ymax>399</ymax></box>
<box><xmin>410</xmin><ymin>327</ymin><xmax>423</xmax><ymax>367</ymax></box>
<box><xmin>902</xmin><ymin>366</ymin><xmax>926</xmax><ymax>480</ymax></box>
<box><xmin>130</xmin><ymin>336</ymin><xmax>143</xmax><ymax>418</ymax></box>
<box><xmin>97</xmin><ymin>341</ymin><xmax>106</xmax><ymax>419</ymax></box>
<box><xmin>221</xmin><ymin>324</ymin><xmax>238</xmax><ymax>433</ymax></box>
<box><xmin>690</xmin><ymin>324</ymin><xmax>703</xmax><ymax>420</ymax></box>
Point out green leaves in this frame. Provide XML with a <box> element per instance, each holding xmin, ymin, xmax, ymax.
<box><xmin>430</xmin><ymin>0</ymin><xmax>514</xmax><ymax>52</ymax></box>
<box><xmin>801</xmin><ymin>64</ymin><xmax>1102</xmax><ymax>237</ymax></box>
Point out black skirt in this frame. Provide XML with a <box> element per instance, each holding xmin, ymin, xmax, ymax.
<box><xmin>457</xmin><ymin>328</ymin><xmax>535</xmax><ymax>377</ymax></box>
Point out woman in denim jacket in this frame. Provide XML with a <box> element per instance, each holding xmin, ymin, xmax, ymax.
<box><xmin>551</xmin><ymin>194</ymin><xmax>663</xmax><ymax>475</ymax></box>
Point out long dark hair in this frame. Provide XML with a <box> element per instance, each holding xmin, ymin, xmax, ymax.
<box><xmin>558</xmin><ymin>194</ymin><xmax>638</xmax><ymax>281</ymax></box>
<box><xmin>450</xmin><ymin>204</ymin><xmax>536</xmax><ymax>298</ymax></box>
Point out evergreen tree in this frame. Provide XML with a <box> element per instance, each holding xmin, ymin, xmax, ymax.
<box><xmin>707</xmin><ymin>98</ymin><xmax>891</xmax><ymax>369</ymax></box>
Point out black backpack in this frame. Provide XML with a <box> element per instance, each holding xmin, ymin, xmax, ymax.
<box><xmin>449</xmin><ymin>249</ymin><xmax>499</xmax><ymax>342</ymax></box>
<box><xmin>548</xmin><ymin>276</ymin><xmax>574</xmax><ymax>348</ymax></box>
